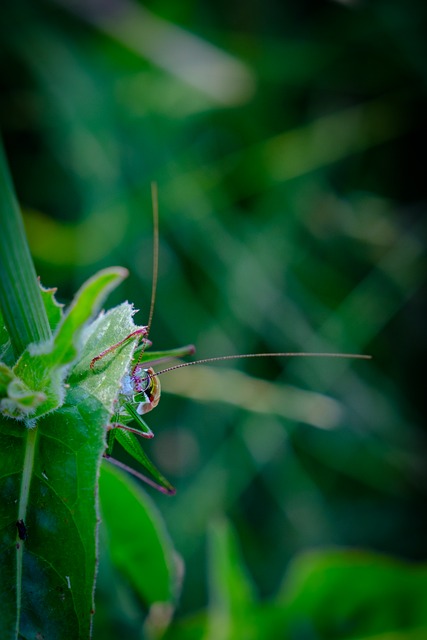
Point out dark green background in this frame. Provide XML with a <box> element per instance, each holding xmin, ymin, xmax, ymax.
<box><xmin>1</xmin><ymin>0</ymin><xmax>426</xmax><ymax>636</ymax></box>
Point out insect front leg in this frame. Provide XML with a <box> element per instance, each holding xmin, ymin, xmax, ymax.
<box><xmin>106</xmin><ymin>392</ymin><xmax>155</xmax><ymax>440</ymax></box>
<box><xmin>103</xmin><ymin>413</ymin><xmax>175</xmax><ymax>495</ymax></box>
<box><xmin>90</xmin><ymin>328</ymin><xmax>149</xmax><ymax>370</ymax></box>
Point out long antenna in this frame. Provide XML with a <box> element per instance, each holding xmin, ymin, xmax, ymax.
<box><xmin>147</xmin><ymin>181</ymin><xmax>159</xmax><ymax>337</ymax></box>
<box><xmin>131</xmin><ymin>182</ymin><xmax>159</xmax><ymax>374</ymax></box>
<box><xmin>150</xmin><ymin>352</ymin><xmax>372</xmax><ymax>378</ymax></box>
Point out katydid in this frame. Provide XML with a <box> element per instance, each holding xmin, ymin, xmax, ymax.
<box><xmin>91</xmin><ymin>183</ymin><xmax>371</xmax><ymax>495</ymax></box>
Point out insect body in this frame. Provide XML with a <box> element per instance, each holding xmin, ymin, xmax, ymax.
<box><xmin>94</xmin><ymin>339</ymin><xmax>196</xmax><ymax>494</ymax></box>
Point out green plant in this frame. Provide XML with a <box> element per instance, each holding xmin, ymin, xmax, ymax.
<box><xmin>0</xmin><ymin>143</ymin><xmax>180</xmax><ymax>639</ymax></box>
<box><xmin>0</xmin><ymin>142</ymin><xmax>369</xmax><ymax>639</ymax></box>
<box><xmin>162</xmin><ymin>518</ymin><xmax>427</xmax><ymax>640</ymax></box>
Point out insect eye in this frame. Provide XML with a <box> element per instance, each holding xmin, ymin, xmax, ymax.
<box><xmin>132</xmin><ymin>365</ymin><xmax>152</xmax><ymax>394</ymax></box>
<box><xmin>140</xmin><ymin>371</ymin><xmax>151</xmax><ymax>393</ymax></box>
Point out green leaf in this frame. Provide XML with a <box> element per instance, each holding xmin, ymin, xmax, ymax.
<box><xmin>162</xmin><ymin>613</ymin><xmax>209</xmax><ymax>640</ymax></box>
<box><xmin>0</xmin><ymin>285</ymin><xmax>145</xmax><ymax>639</ymax></box>
<box><xmin>0</xmin><ymin>310</ymin><xmax>13</xmax><ymax>364</ymax></box>
<box><xmin>39</xmin><ymin>282</ymin><xmax>64</xmax><ymax>331</ymax></box>
<box><xmin>0</xmin><ymin>361</ymin><xmax>15</xmax><ymax>394</ymax></box>
<box><xmin>161</xmin><ymin>519</ymin><xmax>258</xmax><ymax>640</ymax></box>
<box><xmin>0</xmin><ymin>141</ymin><xmax>51</xmax><ymax>357</ymax></box>
<box><xmin>0</xmin><ymin>387</ymin><xmax>109</xmax><ymax>639</ymax></box>
<box><xmin>206</xmin><ymin>518</ymin><xmax>257</xmax><ymax>640</ymax></box>
<box><xmin>0</xmin><ymin>362</ymin><xmax>47</xmax><ymax>417</ymax></box>
<box><xmin>69</xmin><ymin>301</ymin><xmax>143</xmax><ymax>413</ymax></box>
<box><xmin>272</xmin><ymin>549</ymin><xmax>427</xmax><ymax>639</ymax></box>
<box><xmin>2</xmin><ymin>268</ymin><xmax>128</xmax><ymax>419</ymax></box>
<box><xmin>99</xmin><ymin>463</ymin><xmax>179</xmax><ymax>608</ymax></box>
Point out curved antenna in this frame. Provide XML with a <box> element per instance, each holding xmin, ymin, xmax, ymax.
<box><xmin>132</xmin><ymin>182</ymin><xmax>159</xmax><ymax>374</ymax></box>
<box><xmin>149</xmin><ymin>352</ymin><xmax>372</xmax><ymax>378</ymax></box>
<box><xmin>146</xmin><ymin>181</ymin><xmax>159</xmax><ymax>337</ymax></box>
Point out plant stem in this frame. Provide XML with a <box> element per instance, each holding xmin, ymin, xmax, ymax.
<box><xmin>15</xmin><ymin>425</ymin><xmax>38</xmax><ymax>636</ymax></box>
<box><xmin>0</xmin><ymin>139</ymin><xmax>51</xmax><ymax>358</ymax></box>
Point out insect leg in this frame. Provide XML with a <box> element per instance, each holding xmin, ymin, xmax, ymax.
<box><xmin>103</xmin><ymin>455</ymin><xmax>176</xmax><ymax>495</ymax></box>
<box><xmin>108</xmin><ymin>421</ymin><xmax>154</xmax><ymax>439</ymax></box>
<box><xmin>90</xmin><ymin>328</ymin><xmax>149</xmax><ymax>369</ymax></box>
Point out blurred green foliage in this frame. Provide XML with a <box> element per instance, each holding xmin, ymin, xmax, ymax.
<box><xmin>1</xmin><ymin>0</ymin><xmax>426</xmax><ymax>637</ymax></box>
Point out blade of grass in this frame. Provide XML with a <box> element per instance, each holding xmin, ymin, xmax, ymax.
<box><xmin>0</xmin><ymin>139</ymin><xmax>51</xmax><ymax>357</ymax></box>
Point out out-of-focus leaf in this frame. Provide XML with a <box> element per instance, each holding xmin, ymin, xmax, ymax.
<box><xmin>270</xmin><ymin>549</ymin><xmax>427</xmax><ymax>639</ymax></box>
<box><xmin>99</xmin><ymin>463</ymin><xmax>179</xmax><ymax>608</ymax></box>
<box><xmin>164</xmin><ymin>547</ymin><xmax>427</xmax><ymax>640</ymax></box>
<box><xmin>205</xmin><ymin>518</ymin><xmax>257</xmax><ymax>640</ymax></box>
<box><xmin>162</xmin><ymin>613</ymin><xmax>208</xmax><ymax>640</ymax></box>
